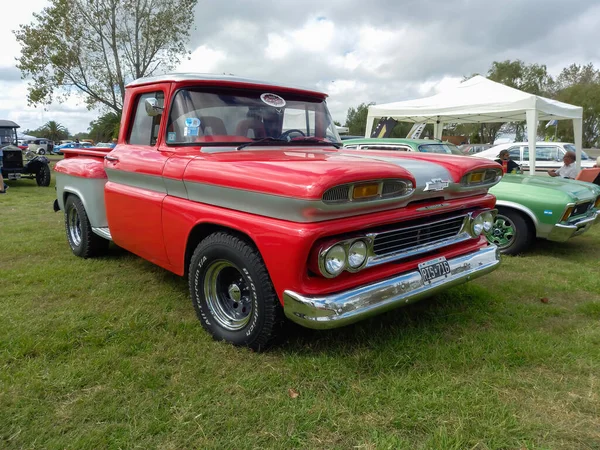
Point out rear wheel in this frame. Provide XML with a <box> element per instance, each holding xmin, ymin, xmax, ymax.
<box><xmin>486</xmin><ymin>207</ymin><xmax>533</xmax><ymax>255</ymax></box>
<box><xmin>64</xmin><ymin>195</ymin><xmax>109</xmax><ymax>258</ymax></box>
<box><xmin>189</xmin><ymin>232</ymin><xmax>284</xmax><ymax>351</ymax></box>
<box><xmin>38</xmin><ymin>149</ymin><xmax>46</xmax><ymax>155</ymax></box>
<box><xmin>36</xmin><ymin>164</ymin><xmax>51</xmax><ymax>186</ymax></box>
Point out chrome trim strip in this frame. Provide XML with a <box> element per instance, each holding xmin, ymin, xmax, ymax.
<box><xmin>92</xmin><ymin>227</ymin><xmax>113</xmax><ymax>241</ymax></box>
<box><xmin>284</xmin><ymin>245</ymin><xmax>500</xmax><ymax>330</ymax></box>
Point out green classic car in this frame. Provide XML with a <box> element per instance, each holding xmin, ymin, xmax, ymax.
<box><xmin>342</xmin><ymin>138</ymin><xmax>600</xmax><ymax>254</ymax></box>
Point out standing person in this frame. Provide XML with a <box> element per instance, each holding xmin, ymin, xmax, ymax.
<box><xmin>495</xmin><ymin>149</ymin><xmax>520</xmax><ymax>174</ymax></box>
<box><xmin>0</xmin><ymin>145</ymin><xmax>6</xmax><ymax>194</ymax></box>
<box><xmin>548</xmin><ymin>151</ymin><xmax>578</xmax><ymax>179</ymax></box>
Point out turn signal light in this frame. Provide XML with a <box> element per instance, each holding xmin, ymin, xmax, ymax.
<box><xmin>595</xmin><ymin>196</ymin><xmax>600</xmax><ymax>209</ymax></box>
<box><xmin>468</xmin><ymin>172</ymin><xmax>484</xmax><ymax>184</ymax></box>
<box><xmin>353</xmin><ymin>183</ymin><xmax>379</xmax><ymax>200</ymax></box>
<box><xmin>561</xmin><ymin>206</ymin><xmax>574</xmax><ymax>222</ymax></box>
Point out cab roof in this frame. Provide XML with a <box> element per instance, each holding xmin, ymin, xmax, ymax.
<box><xmin>0</xmin><ymin>120</ymin><xmax>20</xmax><ymax>128</ymax></box>
<box><xmin>126</xmin><ymin>73</ymin><xmax>326</xmax><ymax>97</ymax></box>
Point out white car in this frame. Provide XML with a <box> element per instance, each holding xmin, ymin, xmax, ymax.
<box><xmin>474</xmin><ymin>142</ymin><xmax>596</xmax><ymax>172</ymax></box>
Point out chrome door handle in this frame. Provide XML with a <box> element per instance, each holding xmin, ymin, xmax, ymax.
<box><xmin>105</xmin><ymin>155</ymin><xmax>119</xmax><ymax>162</ymax></box>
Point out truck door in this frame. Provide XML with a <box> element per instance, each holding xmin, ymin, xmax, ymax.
<box><xmin>104</xmin><ymin>89</ymin><xmax>171</xmax><ymax>267</ymax></box>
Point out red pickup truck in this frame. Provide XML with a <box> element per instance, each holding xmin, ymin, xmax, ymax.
<box><xmin>54</xmin><ymin>74</ymin><xmax>502</xmax><ymax>350</ymax></box>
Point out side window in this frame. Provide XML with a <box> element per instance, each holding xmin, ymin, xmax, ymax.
<box><xmin>508</xmin><ymin>146</ymin><xmax>520</xmax><ymax>161</ymax></box>
<box><xmin>535</xmin><ymin>146</ymin><xmax>558</xmax><ymax>161</ymax></box>
<box><xmin>344</xmin><ymin>145</ymin><xmax>358</xmax><ymax>149</ymax></box>
<box><xmin>128</xmin><ymin>91</ymin><xmax>164</xmax><ymax>145</ymax></box>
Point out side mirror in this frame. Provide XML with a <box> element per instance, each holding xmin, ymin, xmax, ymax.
<box><xmin>145</xmin><ymin>98</ymin><xmax>163</xmax><ymax>117</ymax></box>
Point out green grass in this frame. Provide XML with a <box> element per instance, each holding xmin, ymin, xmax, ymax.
<box><xmin>1</xmin><ymin>171</ymin><xmax>600</xmax><ymax>449</ymax></box>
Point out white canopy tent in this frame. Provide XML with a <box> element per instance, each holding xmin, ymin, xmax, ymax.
<box><xmin>365</xmin><ymin>76</ymin><xmax>584</xmax><ymax>174</ymax></box>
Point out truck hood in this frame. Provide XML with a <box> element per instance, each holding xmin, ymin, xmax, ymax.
<box><xmin>178</xmin><ymin>146</ymin><xmax>501</xmax><ymax>222</ymax></box>
<box><xmin>183</xmin><ymin>147</ymin><xmax>500</xmax><ymax>200</ymax></box>
<box><xmin>495</xmin><ymin>174</ymin><xmax>600</xmax><ymax>202</ymax></box>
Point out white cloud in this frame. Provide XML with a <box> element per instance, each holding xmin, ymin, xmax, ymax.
<box><xmin>3</xmin><ymin>0</ymin><xmax>600</xmax><ymax>132</ymax></box>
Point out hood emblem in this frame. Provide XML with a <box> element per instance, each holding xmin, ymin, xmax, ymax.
<box><xmin>424</xmin><ymin>178</ymin><xmax>450</xmax><ymax>192</ymax></box>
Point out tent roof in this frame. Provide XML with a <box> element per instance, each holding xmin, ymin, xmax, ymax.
<box><xmin>367</xmin><ymin>75</ymin><xmax>582</xmax><ymax>124</ymax></box>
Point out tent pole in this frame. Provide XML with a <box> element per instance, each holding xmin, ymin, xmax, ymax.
<box><xmin>573</xmin><ymin>118</ymin><xmax>583</xmax><ymax>171</ymax></box>
<box><xmin>526</xmin><ymin>110</ymin><xmax>538</xmax><ymax>175</ymax></box>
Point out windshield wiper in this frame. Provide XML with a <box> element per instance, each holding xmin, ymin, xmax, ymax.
<box><xmin>236</xmin><ymin>137</ymin><xmax>288</xmax><ymax>150</ymax></box>
<box><xmin>286</xmin><ymin>137</ymin><xmax>341</xmax><ymax>148</ymax></box>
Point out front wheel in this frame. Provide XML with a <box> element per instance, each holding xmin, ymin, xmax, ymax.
<box><xmin>189</xmin><ymin>232</ymin><xmax>284</xmax><ymax>351</ymax></box>
<box><xmin>486</xmin><ymin>207</ymin><xmax>533</xmax><ymax>255</ymax></box>
<box><xmin>36</xmin><ymin>164</ymin><xmax>51</xmax><ymax>186</ymax></box>
<box><xmin>64</xmin><ymin>195</ymin><xmax>109</xmax><ymax>258</ymax></box>
<box><xmin>38</xmin><ymin>149</ymin><xmax>46</xmax><ymax>155</ymax></box>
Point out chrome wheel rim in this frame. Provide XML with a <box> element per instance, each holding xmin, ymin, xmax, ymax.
<box><xmin>204</xmin><ymin>260</ymin><xmax>252</xmax><ymax>331</ymax></box>
<box><xmin>486</xmin><ymin>215</ymin><xmax>516</xmax><ymax>249</ymax></box>
<box><xmin>67</xmin><ymin>206</ymin><xmax>82</xmax><ymax>247</ymax></box>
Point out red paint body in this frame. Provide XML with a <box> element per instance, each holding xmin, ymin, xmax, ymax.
<box><xmin>55</xmin><ymin>76</ymin><xmax>501</xmax><ymax>304</ymax></box>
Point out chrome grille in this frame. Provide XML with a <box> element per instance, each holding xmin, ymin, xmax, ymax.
<box><xmin>323</xmin><ymin>185</ymin><xmax>350</xmax><ymax>203</ymax></box>
<box><xmin>373</xmin><ymin>216</ymin><xmax>466</xmax><ymax>256</ymax></box>
<box><xmin>572</xmin><ymin>201</ymin><xmax>592</xmax><ymax>217</ymax></box>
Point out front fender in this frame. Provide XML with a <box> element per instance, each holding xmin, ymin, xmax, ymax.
<box><xmin>23</xmin><ymin>156</ymin><xmax>50</xmax><ymax>173</ymax></box>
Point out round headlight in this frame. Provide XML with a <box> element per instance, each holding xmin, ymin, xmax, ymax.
<box><xmin>348</xmin><ymin>240</ymin><xmax>367</xmax><ymax>269</ymax></box>
<box><xmin>324</xmin><ymin>244</ymin><xmax>346</xmax><ymax>276</ymax></box>
<box><xmin>482</xmin><ymin>211</ymin><xmax>494</xmax><ymax>232</ymax></box>
<box><xmin>471</xmin><ymin>214</ymin><xmax>484</xmax><ymax>236</ymax></box>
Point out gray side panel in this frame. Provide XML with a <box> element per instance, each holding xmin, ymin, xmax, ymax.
<box><xmin>55</xmin><ymin>173</ymin><xmax>109</xmax><ymax>227</ymax></box>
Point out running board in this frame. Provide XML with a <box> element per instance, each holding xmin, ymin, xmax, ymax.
<box><xmin>92</xmin><ymin>227</ymin><xmax>113</xmax><ymax>241</ymax></box>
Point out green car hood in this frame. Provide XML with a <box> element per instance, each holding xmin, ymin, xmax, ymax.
<box><xmin>491</xmin><ymin>174</ymin><xmax>600</xmax><ymax>227</ymax></box>
<box><xmin>493</xmin><ymin>174</ymin><xmax>599</xmax><ymax>202</ymax></box>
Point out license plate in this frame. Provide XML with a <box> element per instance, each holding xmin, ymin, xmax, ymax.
<box><xmin>418</xmin><ymin>257</ymin><xmax>451</xmax><ymax>285</ymax></box>
<box><xmin>8</xmin><ymin>173</ymin><xmax>21</xmax><ymax>180</ymax></box>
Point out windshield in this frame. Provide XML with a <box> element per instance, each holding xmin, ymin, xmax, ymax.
<box><xmin>166</xmin><ymin>88</ymin><xmax>340</xmax><ymax>146</ymax></box>
<box><xmin>0</xmin><ymin>128</ymin><xmax>17</xmax><ymax>146</ymax></box>
<box><xmin>564</xmin><ymin>144</ymin><xmax>590</xmax><ymax>160</ymax></box>
<box><xmin>418</xmin><ymin>143</ymin><xmax>463</xmax><ymax>155</ymax></box>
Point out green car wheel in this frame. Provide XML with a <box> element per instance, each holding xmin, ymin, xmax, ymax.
<box><xmin>486</xmin><ymin>207</ymin><xmax>533</xmax><ymax>255</ymax></box>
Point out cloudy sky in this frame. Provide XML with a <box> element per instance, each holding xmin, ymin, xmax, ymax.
<box><xmin>2</xmin><ymin>0</ymin><xmax>600</xmax><ymax>135</ymax></box>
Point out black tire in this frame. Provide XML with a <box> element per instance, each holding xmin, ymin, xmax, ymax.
<box><xmin>36</xmin><ymin>164</ymin><xmax>51</xmax><ymax>187</ymax></box>
<box><xmin>64</xmin><ymin>195</ymin><xmax>109</xmax><ymax>258</ymax></box>
<box><xmin>486</xmin><ymin>207</ymin><xmax>534</xmax><ymax>255</ymax></box>
<box><xmin>189</xmin><ymin>232</ymin><xmax>284</xmax><ymax>351</ymax></box>
<box><xmin>38</xmin><ymin>149</ymin><xmax>46</xmax><ymax>155</ymax></box>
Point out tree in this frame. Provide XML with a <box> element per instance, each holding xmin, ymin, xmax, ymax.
<box><xmin>554</xmin><ymin>64</ymin><xmax>600</xmax><ymax>147</ymax></box>
<box><xmin>344</xmin><ymin>103</ymin><xmax>374</xmax><ymax>136</ymax></box>
<box><xmin>15</xmin><ymin>0</ymin><xmax>197</xmax><ymax>115</ymax></box>
<box><xmin>88</xmin><ymin>112</ymin><xmax>121</xmax><ymax>143</ymax></box>
<box><xmin>36</xmin><ymin>121</ymin><xmax>69</xmax><ymax>142</ymax></box>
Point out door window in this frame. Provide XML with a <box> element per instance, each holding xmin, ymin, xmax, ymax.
<box><xmin>128</xmin><ymin>91</ymin><xmax>164</xmax><ymax>145</ymax></box>
<box><xmin>507</xmin><ymin>147</ymin><xmax>521</xmax><ymax>161</ymax></box>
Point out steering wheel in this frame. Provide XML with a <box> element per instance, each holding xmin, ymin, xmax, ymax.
<box><xmin>279</xmin><ymin>129</ymin><xmax>306</xmax><ymax>141</ymax></box>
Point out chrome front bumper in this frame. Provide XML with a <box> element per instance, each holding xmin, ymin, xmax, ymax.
<box><xmin>547</xmin><ymin>211</ymin><xmax>599</xmax><ymax>242</ymax></box>
<box><xmin>283</xmin><ymin>245</ymin><xmax>500</xmax><ymax>330</ymax></box>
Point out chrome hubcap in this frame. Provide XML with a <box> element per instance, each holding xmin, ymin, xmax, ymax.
<box><xmin>204</xmin><ymin>260</ymin><xmax>252</xmax><ymax>331</ymax></box>
<box><xmin>67</xmin><ymin>207</ymin><xmax>82</xmax><ymax>247</ymax></box>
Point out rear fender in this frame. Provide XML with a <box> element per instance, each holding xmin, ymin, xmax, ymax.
<box><xmin>55</xmin><ymin>157</ymin><xmax>109</xmax><ymax>228</ymax></box>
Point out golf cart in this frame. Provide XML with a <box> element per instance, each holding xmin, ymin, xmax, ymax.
<box><xmin>0</xmin><ymin>120</ymin><xmax>51</xmax><ymax>187</ymax></box>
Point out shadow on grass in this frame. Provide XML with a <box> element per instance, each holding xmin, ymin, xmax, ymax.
<box><xmin>275</xmin><ymin>284</ymin><xmax>499</xmax><ymax>356</ymax></box>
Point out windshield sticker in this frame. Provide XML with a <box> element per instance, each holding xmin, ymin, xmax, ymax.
<box><xmin>167</xmin><ymin>132</ymin><xmax>177</xmax><ymax>143</ymax></box>
<box><xmin>260</xmin><ymin>93</ymin><xmax>286</xmax><ymax>108</ymax></box>
<box><xmin>184</xmin><ymin>117</ymin><xmax>201</xmax><ymax>137</ymax></box>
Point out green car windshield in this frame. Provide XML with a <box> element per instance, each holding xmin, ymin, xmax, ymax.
<box><xmin>418</xmin><ymin>143</ymin><xmax>463</xmax><ymax>155</ymax></box>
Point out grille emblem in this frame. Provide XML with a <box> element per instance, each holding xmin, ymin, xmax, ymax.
<box><xmin>424</xmin><ymin>178</ymin><xmax>450</xmax><ymax>192</ymax></box>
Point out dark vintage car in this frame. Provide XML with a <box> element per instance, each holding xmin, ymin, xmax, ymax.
<box><xmin>0</xmin><ymin>120</ymin><xmax>51</xmax><ymax>187</ymax></box>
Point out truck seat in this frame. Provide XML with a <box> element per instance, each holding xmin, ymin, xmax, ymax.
<box><xmin>235</xmin><ymin>118</ymin><xmax>266</xmax><ymax>139</ymax></box>
<box><xmin>201</xmin><ymin>116</ymin><xmax>227</xmax><ymax>136</ymax></box>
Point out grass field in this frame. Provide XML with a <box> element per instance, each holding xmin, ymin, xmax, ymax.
<box><xmin>1</xmin><ymin>165</ymin><xmax>599</xmax><ymax>449</ymax></box>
